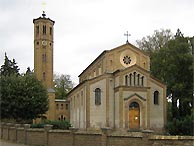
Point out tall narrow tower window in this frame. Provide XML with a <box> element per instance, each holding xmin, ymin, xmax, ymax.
<box><xmin>43</xmin><ymin>25</ymin><xmax>46</xmax><ymax>34</ymax></box>
<box><xmin>36</xmin><ymin>25</ymin><xmax>39</xmax><ymax>34</ymax></box>
<box><xmin>50</xmin><ymin>27</ymin><xmax>52</xmax><ymax>35</ymax></box>
<box><xmin>43</xmin><ymin>72</ymin><xmax>46</xmax><ymax>81</ymax></box>
<box><xmin>42</xmin><ymin>54</ymin><xmax>46</xmax><ymax>62</ymax></box>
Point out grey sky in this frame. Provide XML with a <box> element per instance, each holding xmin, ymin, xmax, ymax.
<box><xmin>0</xmin><ymin>0</ymin><xmax>194</xmax><ymax>84</ymax></box>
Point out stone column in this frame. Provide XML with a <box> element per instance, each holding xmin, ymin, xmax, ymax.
<box><xmin>15</xmin><ymin>124</ymin><xmax>21</xmax><ymax>143</ymax></box>
<box><xmin>69</xmin><ymin>127</ymin><xmax>78</xmax><ymax>146</ymax></box>
<box><xmin>7</xmin><ymin>123</ymin><xmax>14</xmax><ymax>141</ymax></box>
<box><xmin>101</xmin><ymin>127</ymin><xmax>112</xmax><ymax>146</ymax></box>
<box><xmin>0</xmin><ymin>122</ymin><xmax>5</xmax><ymax>139</ymax></box>
<box><xmin>44</xmin><ymin>124</ymin><xmax>53</xmax><ymax>146</ymax></box>
<box><xmin>24</xmin><ymin>124</ymin><xmax>30</xmax><ymax>145</ymax></box>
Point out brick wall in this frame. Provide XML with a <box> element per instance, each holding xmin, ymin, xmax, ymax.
<box><xmin>9</xmin><ymin>127</ymin><xmax>17</xmax><ymax>141</ymax></box>
<box><xmin>26</xmin><ymin>129</ymin><xmax>45</xmax><ymax>146</ymax></box>
<box><xmin>2</xmin><ymin>125</ymin><xmax>8</xmax><ymax>140</ymax></box>
<box><xmin>107</xmin><ymin>136</ymin><xmax>143</xmax><ymax>146</ymax></box>
<box><xmin>1</xmin><ymin>123</ymin><xmax>194</xmax><ymax>146</ymax></box>
<box><xmin>48</xmin><ymin>130</ymin><xmax>73</xmax><ymax>146</ymax></box>
<box><xmin>74</xmin><ymin>133</ymin><xmax>102</xmax><ymax>146</ymax></box>
<box><xmin>16</xmin><ymin>128</ymin><xmax>25</xmax><ymax>144</ymax></box>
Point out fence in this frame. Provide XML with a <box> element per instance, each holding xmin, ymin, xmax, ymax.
<box><xmin>1</xmin><ymin>122</ymin><xmax>193</xmax><ymax>146</ymax></box>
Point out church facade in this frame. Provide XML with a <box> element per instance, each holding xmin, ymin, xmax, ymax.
<box><xmin>67</xmin><ymin>43</ymin><xmax>166</xmax><ymax>132</ymax></box>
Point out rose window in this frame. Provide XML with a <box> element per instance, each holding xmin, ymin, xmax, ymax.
<box><xmin>123</xmin><ymin>56</ymin><xmax>131</xmax><ymax>65</ymax></box>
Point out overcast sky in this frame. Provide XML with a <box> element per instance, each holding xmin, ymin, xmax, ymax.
<box><xmin>0</xmin><ymin>0</ymin><xmax>194</xmax><ymax>85</ymax></box>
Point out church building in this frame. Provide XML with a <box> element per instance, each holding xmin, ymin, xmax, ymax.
<box><xmin>32</xmin><ymin>12</ymin><xmax>166</xmax><ymax>132</ymax></box>
<box><xmin>67</xmin><ymin>41</ymin><xmax>166</xmax><ymax>132</ymax></box>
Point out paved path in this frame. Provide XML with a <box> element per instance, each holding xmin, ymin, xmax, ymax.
<box><xmin>0</xmin><ymin>140</ymin><xmax>27</xmax><ymax>146</ymax></box>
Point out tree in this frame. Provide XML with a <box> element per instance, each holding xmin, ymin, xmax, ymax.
<box><xmin>0</xmin><ymin>55</ymin><xmax>48</xmax><ymax>123</ymax></box>
<box><xmin>136</xmin><ymin>29</ymin><xmax>174</xmax><ymax>55</ymax></box>
<box><xmin>151</xmin><ymin>29</ymin><xmax>193</xmax><ymax>135</ymax></box>
<box><xmin>54</xmin><ymin>74</ymin><xmax>74</xmax><ymax>99</ymax></box>
<box><xmin>0</xmin><ymin>73</ymin><xmax>48</xmax><ymax>123</ymax></box>
<box><xmin>0</xmin><ymin>53</ymin><xmax>20</xmax><ymax>76</ymax></box>
<box><xmin>26</xmin><ymin>67</ymin><xmax>33</xmax><ymax>74</ymax></box>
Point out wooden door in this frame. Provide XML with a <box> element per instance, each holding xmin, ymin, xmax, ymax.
<box><xmin>129</xmin><ymin>102</ymin><xmax>140</xmax><ymax>129</ymax></box>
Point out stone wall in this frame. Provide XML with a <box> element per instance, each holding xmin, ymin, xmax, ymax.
<box><xmin>1</xmin><ymin>123</ymin><xmax>193</xmax><ymax>146</ymax></box>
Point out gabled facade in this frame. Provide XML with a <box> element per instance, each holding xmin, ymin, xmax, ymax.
<box><xmin>67</xmin><ymin>43</ymin><xmax>166</xmax><ymax>133</ymax></box>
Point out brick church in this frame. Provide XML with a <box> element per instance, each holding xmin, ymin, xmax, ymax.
<box><xmin>33</xmin><ymin>12</ymin><xmax>166</xmax><ymax>133</ymax></box>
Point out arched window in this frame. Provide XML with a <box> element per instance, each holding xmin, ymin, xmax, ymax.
<box><xmin>59</xmin><ymin>115</ymin><xmax>66</xmax><ymax>121</ymax></box>
<box><xmin>129</xmin><ymin>73</ymin><xmax>132</xmax><ymax>85</ymax></box>
<box><xmin>95</xmin><ymin>88</ymin><xmax>101</xmax><ymax>105</ymax></box>
<box><xmin>61</xmin><ymin>104</ymin><xmax>64</xmax><ymax>109</ymax></box>
<box><xmin>141</xmin><ymin>76</ymin><xmax>144</xmax><ymax>86</ymax></box>
<box><xmin>125</xmin><ymin>75</ymin><xmax>128</xmax><ymax>86</ymax></box>
<box><xmin>129</xmin><ymin>102</ymin><xmax>139</xmax><ymax>109</ymax></box>
<box><xmin>133</xmin><ymin>72</ymin><xmax>136</xmax><ymax>85</ymax></box>
<box><xmin>154</xmin><ymin>91</ymin><xmax>159</xmax><ymax>105</ymax></box>
<box><xmin>66</xmin><ymin>104</ymin><xmax>68</xmax><ymax>110</ymax></box>
<box><xmin>137</xmin><ymin>74</ymin><xmax>140</xmax><ymax>86</ymax></box>
<box><xmin>43</xmin><ymin>25</ymin><xmax>46</xmax><ymax>34</ymax></box>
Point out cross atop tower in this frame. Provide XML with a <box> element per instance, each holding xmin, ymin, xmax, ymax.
<box><xmin>124</xmin><ymin>31</ymin><xmax>131</xmax><ymax>43</ymax></box>
<box><xmin>42</xmin><ymin>11</ymin><xmax>46</xmax><ymax>18</ymax></box>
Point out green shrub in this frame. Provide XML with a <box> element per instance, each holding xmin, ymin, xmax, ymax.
<box><xmin>166</xmin><ymin>113</ymin><xmax>194</xmax><ymax>135</ymax></box>
<box><xmin>31</xmin><ymin>123</ymin><xmax>45</xmax><ymax>128</ymax></box>
<box><xmin>31</xmin><ymin>120</ymin><xmax>72</xmax><ymax>130</ymax></box>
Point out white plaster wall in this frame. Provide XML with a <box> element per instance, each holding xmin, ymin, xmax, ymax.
<box><xmin>149</xmin><ymin>82</ymin><xmax>164</xmax><ymax>129</ymax></box>
<box><xmin>70</xmin><ymin>96</ymin><xmax>76</xmax><ymax>126</ymax></box>
<box><xmin>115</xmin><ymin>76</ymin><xmax>119</xmax><ymax>87</ymax></box>
<box><xmin>71</xmin><ymin>95</ymin><xmax>77</xmax><ymax>127</ymax></box>
<box><xmin>114</xmin><ymin>92</ymin><xmax>119</xmax><ymax>128</ymax></box>
<box><xmin>90</xmin><ymin>79</ymin><xmax>107</xmax><ymax>128</ymax></box>
<box><xmin>69</xmin><ymin>86</ymin><xmax>87</xmax><ymax>128</ymax></box>
<box><xmin>80</xmin><ymin>104</ymin><xmax>84</xmax><ymax>128</ymax></box>
<box><xmin>79</xmin><ymin>86</ymin><xmax>87</xmax><ymax>128</ymax></box>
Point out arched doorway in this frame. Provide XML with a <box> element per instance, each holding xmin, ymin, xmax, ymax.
<box><xmin>129</xmin><ymin>102</ymin><xmax>140</xmax><ymax>129</ymax></box>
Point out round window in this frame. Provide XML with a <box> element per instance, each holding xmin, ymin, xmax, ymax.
<box><xmin>120</xmin><ymin>50</ymin><xmax>136</xmax><ymax>67</ymax></box>
<box><xmin>123</xmin><ymin>55</ymin><xmax>131</xmax><ymax>65</ymax></box>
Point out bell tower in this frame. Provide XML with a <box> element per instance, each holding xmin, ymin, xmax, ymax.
<box><xmin>33</xmin><ymin>12</ymin><xmax>56</xmax><ymax>120</ymax></box>
<box><xmin>33</xmin><ymin>11</ymin><xmax>55</xmax><ymax>88</ymax></box>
